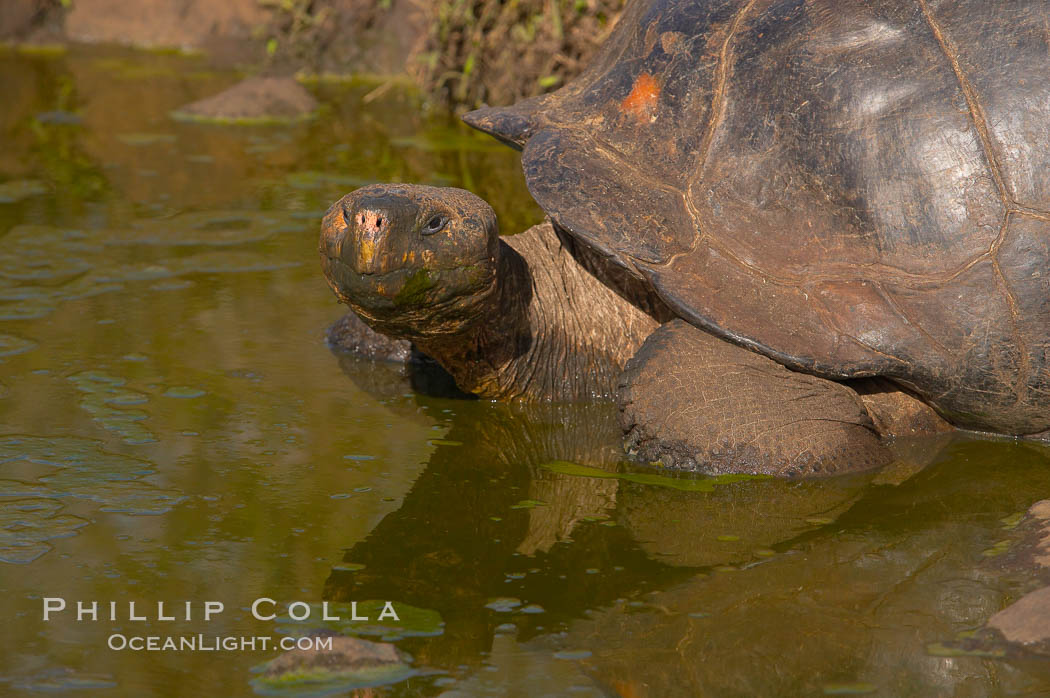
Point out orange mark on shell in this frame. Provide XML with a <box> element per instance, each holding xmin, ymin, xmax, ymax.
<box><xmin>621</xmin><ymin>73</ymin><xmax>660</xmax><ymax>122</ymax></box>
<box><xmin>611</xmin><ymin>679</ymin><xmax>646</xmax><ymax>698</ymax></box>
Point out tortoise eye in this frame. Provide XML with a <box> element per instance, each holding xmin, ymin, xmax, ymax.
<box><xmin>421</xmin><ymin>215</ymin><xmax>449</xmax><ymax>236</ymax></box>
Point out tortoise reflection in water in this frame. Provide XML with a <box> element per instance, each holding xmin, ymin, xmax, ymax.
<box><xmin>320</xmin><ymin>0</ymin><xmax>1050</xmax><ymax>477</ymax></box>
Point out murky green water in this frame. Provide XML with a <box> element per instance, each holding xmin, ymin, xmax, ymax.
<box><xmin>2</xmin><ymin>45</ymin><xmax>1050</xmax><ymax>697</ymax></box>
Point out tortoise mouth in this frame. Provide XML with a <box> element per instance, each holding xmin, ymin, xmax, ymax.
<box><xmin>323</xmin><ymin>253</ymin><xmax>423</xmax><ymax>303</ymax></box>
<box><xmin>322</xmin><ymin>252</ymin><xmax>497</xmax><ymax>338</ymax></box>
<box><xmin>324</xmin><ymin>253</ymin><xmax>411</xmax><ymax>280</ymax></box>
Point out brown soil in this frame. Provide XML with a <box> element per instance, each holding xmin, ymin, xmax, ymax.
<box><xmin>258</xmin><ymin>0</ymin><xmax>627</xmax><ymax>108</ymax></box>
<box><xmin>411</xmin><ymin>0</ymin><xmax>626</xmax><ymax>108</ymax></box>
<box><xmin>260</xmin><ymin>0</ymin><xmax>431</xmax><ymax>79</ymax></box>
<box><xmin>64</xmin><ymin>0</ymin><xmax>267</xmax><ymax>56</ymax></box>
<box><xmin>278</xmin><ymin>0</ymin><xmax>627</xmax><ymax>108</ymax></box>
<box><xmin>0</xmin><ymin>0</ymin><xmax>61</xmax><ymax>40</ymax></box>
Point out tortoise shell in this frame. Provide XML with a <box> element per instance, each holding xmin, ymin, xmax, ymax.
<box><xmin>465</xmin><ymin>0</ymin><xmax>1050</xmax><ymax>435</ymax></box>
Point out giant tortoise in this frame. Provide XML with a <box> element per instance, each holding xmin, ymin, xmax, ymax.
<box><xmin>320</xmin><ymin>0</ymin><xmax>1050</xmax><ymax>476</ymax></box>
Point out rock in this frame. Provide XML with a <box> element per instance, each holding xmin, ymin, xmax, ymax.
<box><xmin>250</xmin><ymin>634</ymin><xmax>416</xmax><ymax>693</ymax></box>
<box><xmin>952</xmin><ymin>499</ymin><xmax>1050</xmax><ymax>659</ymax></box>
<box><xmin>987</xmin><ymin>585</ymin><xmax>1050</xmax><ymax>648</ymax></box>
<box><xmin>1025</xmin><ymin>500</ymin><xmax>1050</xmax><ymax>568</ymax></box>
<box><xmin>327</xmin><ymin>312</ymin><xmax>412</xmax><ymax>363</ymax></box>
<box><xmin>991</xmin><ymin>498</ymin><xmax>1050</xmax><ymax>581</ymax></box>
<box><xmin>171</xmin><ymin>77</ymin><xmax>317</xmax><ymax>124</ymax></box>
<box><xmin>852</xmin><ymin>378</ymin><xmax>954</xmax><ymax>439</ymax></box>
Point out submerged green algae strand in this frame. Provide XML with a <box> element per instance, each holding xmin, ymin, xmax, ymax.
<box><xmin>1</xmin><ymin>44</ymin><xmax>1050</xmax><ymax>697</ymax></box>
<box><xmin>274</xmin><ymin>601</ymin><xmax>444</xmax><ymax>641</ymax></box>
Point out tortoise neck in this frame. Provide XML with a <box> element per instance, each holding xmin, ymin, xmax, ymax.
<box><xmin>417</xmin><ymin>222</ymin><xmax>659</xmax><ymax>401</ymax></box>
<box><xmin>413</xmin><ymin>239</ymin><xmax>537</xmax><ymax>399</ymax></box>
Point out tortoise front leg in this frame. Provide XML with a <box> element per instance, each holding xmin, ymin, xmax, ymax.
<box><xmin>617</xmin><ymin>320</ymin><xmax>891</xmax><ymax>477</ymax></box>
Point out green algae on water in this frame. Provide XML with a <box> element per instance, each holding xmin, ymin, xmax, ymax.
<box><xmin>1000</xmin><ymin>511</ymin><xmax>1025</xmax><ymax>529</ymax></box>
<box><xmin>170</xmin><ymin>109</ymin><xmax>318</xmax><ymax>126</ymax></box>
<box><xmin>553</xmin><ymin>650</ymin><xmax>592</xmax><ymax>660</ymax></box>
<box><xmin>541</xmin><ymin>461</ymin><xmax>769</xmax><ymax>492</ymax></box>
<box><xmin>822</xmin><ymin>683</ymin><xmax>878</xmax><ymax>695</ymax></box>
<box><xmin>0</xmin><ymin>498</ymin><xmax>89</xmax><ymax>564</ymax></box>
<box><xmin>274</xmin><ymin>601</ymin><xmax>444</xmax><ymax>641</ymax></box>
<box><xmin>0</xmin><ymin>333</ymin><xmax>37</xmax><ymax>357</ymax></box>
<box><xmin>162</xmin><ymin>386</ymin><xmax>206</xmax><ymax>399</ymax></box>
<box><xmin>0</xmin><ymin>435</ymin><xmax>184</xmax><ymax>516</ymax></box>
<box><xmin>11</xmin><ymin>43</ymin><xmax>68</xmax><ymax>57</ymax></box>
<box><xmin>510</xmin><ymin>499</ymin><xmax>546</xmax><ymax>509</ymax></box>
<box><xmin>926</xmin><ymin>642</ymin><xmax>1006</xmax><ymax>658</ymax></box>
<box><xmin>0</xmin><ymin>179</ymin><xmax>48</xmax><ymax>203</ymax></box>
<box><xmin>981</xmin><ymin>540</ymin><xmax>1012</xmax><ymax>557</ymax></box>
<box><xmin>68</xmin><ymin>371</ymin><xmax>156</xmax><ymax>444</ymax></box>
<box><xmin>484</xmin><ymin>597</ymin><xmax>522</xmax><ymax>613</ymax></box>
<box><xmin>114</xmin><ymin>133</ymin><xmax>177</xmax><ymax>146</ymax></box>
<box><xmin>9</xmin><ymin>669</ymin><xmax>117</xmax><ymax>691</ymax></box>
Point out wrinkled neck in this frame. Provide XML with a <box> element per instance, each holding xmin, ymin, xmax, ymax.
<box><xmin>414</xmin><ymin>242</ymin><xmax>533</xmax><ymax>398</ymax></box>
<box><xmin>417</xmin><ymin>223</ymin><xmax>659</xmax><ymax>402</ymax></box>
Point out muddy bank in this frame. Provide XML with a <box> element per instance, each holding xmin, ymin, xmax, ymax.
<box><xmin>3</xmin><ymin>0</ymin><xmax>625</xmax><ymax>109</ymax></box>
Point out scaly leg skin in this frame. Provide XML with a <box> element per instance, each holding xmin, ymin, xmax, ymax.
<box><xmin>618</xmin><ymin>320</ymin><xmax>892</xmax><ymax>477</ymax></box>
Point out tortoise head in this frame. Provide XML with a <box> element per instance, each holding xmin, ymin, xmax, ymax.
<box><xmin>320</xmin><ymin>184</ymin><xmax>501</xmax><ymax>341</ymax></box>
